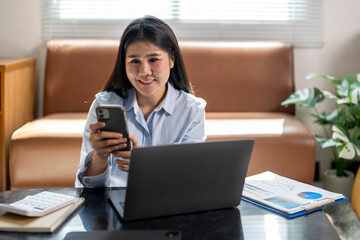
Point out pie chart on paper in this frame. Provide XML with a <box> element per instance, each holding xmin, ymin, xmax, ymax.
<box><xmin>297</xmin><ymin>192</ymin><xmax>323</xmax><ymax>200</ymax></box>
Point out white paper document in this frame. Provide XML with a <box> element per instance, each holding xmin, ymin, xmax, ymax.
<box><xmin>242</xmin><ymin>171</ymin><xmax>346</xmax><ymax>215</ymax></box>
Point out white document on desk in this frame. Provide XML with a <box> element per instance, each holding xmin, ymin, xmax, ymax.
<box><xmin>242</xmin><ymin>171</ymin><xmax>346</xmax><ymax>216</ymax></box>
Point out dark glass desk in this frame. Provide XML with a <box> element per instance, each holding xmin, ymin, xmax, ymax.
<box><xmin>0</xmin><ymin>188</ymin><xmax>340</xmax><ymax>240</ymax></box>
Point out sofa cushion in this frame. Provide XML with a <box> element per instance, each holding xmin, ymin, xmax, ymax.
<box><xmin>9</xmin><ymin>113</ymin><xmax>86</xmax><ymax>189</ymax></box>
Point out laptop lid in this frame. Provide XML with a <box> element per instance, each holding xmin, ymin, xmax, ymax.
<box><xmin>109</xmin><ymin>139</ymin><xmax>254</xmax><ymax>221</ymax></box>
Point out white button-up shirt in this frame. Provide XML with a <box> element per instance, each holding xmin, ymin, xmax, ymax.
<box><xmin>75</xmin><ymin>83</ymin><xmax>206</xmax><ymax>187</ymax></box>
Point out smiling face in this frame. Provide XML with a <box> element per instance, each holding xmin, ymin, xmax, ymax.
<box><xmin>125</xmin><ymin>40</ymin><xmax>174</xmax><ymax>105</ymax></box>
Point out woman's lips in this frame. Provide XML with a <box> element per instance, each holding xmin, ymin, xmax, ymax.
<box><xmin>138</xmin><ymin>78</ymin><xmax>155</xmax><ymax>85</ymax></box>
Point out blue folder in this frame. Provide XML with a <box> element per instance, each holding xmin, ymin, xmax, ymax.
<box><xmin>241</xmin><ymin>196</ymin><xmax>348</xmax><ymax>218</ymax></box>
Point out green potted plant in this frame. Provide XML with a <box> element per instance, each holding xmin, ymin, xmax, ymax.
<box><xmin>281</xmin><ymin>73</ymin><xmax>360</xmax><ymax>195</ymax></box>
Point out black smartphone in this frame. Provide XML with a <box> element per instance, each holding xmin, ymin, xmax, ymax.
<box><xmin>96</xmin><ymin>105</ymin><xmax>131</xmax><ymax>151</ymax></box>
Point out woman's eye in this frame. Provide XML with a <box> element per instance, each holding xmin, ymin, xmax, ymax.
<box><xmin>130</xmin><ymin>59</ymin><xmax>140</xmax><ymax>63</ymax></box>
<box><xmin>149</xmin><ymin>58</ymin><xmax>159</xmax><ymax>63</ymax></box>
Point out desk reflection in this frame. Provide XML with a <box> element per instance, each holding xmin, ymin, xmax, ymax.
<box><xmin>0</xmin><ymin>188</ymin><xmax>339</xmax><ymax>240</ymax></box>
<box><xmin>78</xmin><ymin>187</ymin><xmax>244</xmax><ymax>240</ymax></box>
<box><xmin>239</xmin><ymin>200</ymin><xmax>340</xmax><ymax>240</ymax></box>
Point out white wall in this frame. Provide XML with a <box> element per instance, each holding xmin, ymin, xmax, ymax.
<box><xmin>0</xmin><ymin>0</ymin><xmax>359</xmax><ymax>178</ymax></box>
<box><xmin>294</xmin><ymin>0</ymin><xmax>360</xmax><ymax>176</ymax></box>
<box><xmin>0</xmin><ymin>0</ymin><xmax>44</xmax><ymax>116</ymax></box>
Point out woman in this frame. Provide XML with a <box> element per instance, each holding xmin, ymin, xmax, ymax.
<box><xmin>75</xmin><ymin>16</ymin><xmax>206</xmax><ymax>187</ymax></box>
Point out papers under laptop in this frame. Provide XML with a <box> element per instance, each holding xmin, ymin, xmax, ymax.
<box><xmin>108</xmin><ymin>139</ymin><xmax>254</xmax><ymax>221</ymax></box>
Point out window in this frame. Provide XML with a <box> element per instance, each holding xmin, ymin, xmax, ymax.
<box><xmin>42</xmin><ymin>0</ymin><xmax>323</xmax><ymax>48</ymax></box>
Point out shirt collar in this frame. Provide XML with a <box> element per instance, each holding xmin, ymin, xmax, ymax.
<box><xmin>123</xmin><ymin>87</ymin><xmax>136</xmax><ymax>113</ymax></box>
<box><xmin>153</xmin><ymin>93</ymin><xmax>166</xmax><ymax>112</ymax></box>
<box><xmin>123</xmin><ymin>82</ymin><xmax>178</xmax><ymax>115</ymax></box>
<box><xmin>161</xmin><ymin>83</ymin><xmax>177</xmax><ymax>115</ymax></box>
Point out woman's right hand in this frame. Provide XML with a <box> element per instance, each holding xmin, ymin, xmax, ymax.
<box><xmin>85</xmin><ymin>122</ymin><xmax>129</xmax><ymax>176</ymax></box>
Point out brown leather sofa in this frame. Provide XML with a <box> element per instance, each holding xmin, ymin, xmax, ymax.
<box><xmin>9</xmin><ymin>40</ymin><xmax>315</xmax><ymax>189</ymax></box>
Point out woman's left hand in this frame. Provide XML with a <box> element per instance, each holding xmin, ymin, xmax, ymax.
<box><xmin>114</xmin><ymin>134</ymin><xmax>139</xmax><ymax>172</ymax></box>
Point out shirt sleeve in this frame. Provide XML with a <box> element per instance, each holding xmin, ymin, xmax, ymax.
<box><xmin>76</xmin><ymin>151</ymin><xmax>110</xmax><ymax>188</ymax></box>
<box><xmin>75</xmin><ymin>99</ymin><xmax>110</xmax><ymax>188</ymax></box>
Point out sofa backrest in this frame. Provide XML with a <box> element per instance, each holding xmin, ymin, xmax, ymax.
<box><xmin>44</xmin><ymin>40</ymin><xmax>118</xmax><ymax>115</ymax></box>
<box><xmin>43</xmin><ymin>40</ymin><xmax>294</xmax><ymax>115</ymax></box>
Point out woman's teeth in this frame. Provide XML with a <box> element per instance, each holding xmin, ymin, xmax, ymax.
<box><xmin>140</xmin><ymin>80</ymin><xmax>152</xmax><ymax>83</ymax></box>
<box><xmin>139</xmin><ymin>79</ymin><xmax>155</xmax><ymax>84</ymax></box>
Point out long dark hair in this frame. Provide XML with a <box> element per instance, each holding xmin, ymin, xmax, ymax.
<box><xmin>104</xmin><ymin>15</ymin><xmax>192</xmax><ymax>98</ymax></box>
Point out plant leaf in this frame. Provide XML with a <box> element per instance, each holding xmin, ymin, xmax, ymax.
<box><xmin>281</xmin><ymin>88</ymin><xmax>311</xmax><ymax>106</ymax></box>
<box><xmin>327</xmin><ymin>109</ymin><xmax>343</xmax><ymax>124</ymax></box>
<box><xmin>350</xmin><ymin>87</ymin><xmax>360</xmax><ymax>104</ymax></box>
<box><xmin>333</xmin><ymin>131</ymin><xmax>349</xmax><ymax>143</ymax></box>
<box><xmin>332</xmin><ymin>124</ymin><xmax>357</xmax><ymax>159</ymax></box>
<box><xmin>336</xmin><ymin>143</ymin><xmax>356</xmax><ymax>160</ymax></box>
<box><xmin>321</xmin><ymin>89</ymin><xmax>338</xmax><ymax>100</ymax></box>
<box><xmin>315</xmin><ymin>135</ymin><xmax>336</xmax><ymax>148</ymax></box>
<box><xmin>332</xmin><ymin>124</ymin><xmax>351</xmax><ymax>140</ymax></box>
<box><xmin>311</xmin><ymin>113</ymin><xmax>329</xmax><ymax>125</ymax></box>
<box><xmin>345</xmin><ymin>74</ymin><xmax>360</xmax><ymax>83</ymax></box>
<box><xmin>311</xmin><ymin>109</ymin><xmax>342</xmax><ymax>125</ymax></box>
<box><xmin>337</xmin><ymin>97</ymin><xmax>351</xmax><ymax>104</ymax></box>
<box><xmin>337</xmin><ymin>78</ymin><xmax>351</xmax><ymax>97</ymax></box>
<box><xmin>306</xmin><ymin>73</ymin><xmax>342</xmax><ymax>84</ymax></box>
<box><xmin>350</xmin><ymin>81</ymin><xmax>360</xmax><ymax>89</ymax></box>
<box><xmin>303</xmin><ymin>88</ymin><xmax>325</xmax><ymax>108</ymax></box>
<box><xmin>353</xmin><ymin>139</ymin><xmax>360</xmax><ymax>156</ymax></box>
<box><xmin>281</xmin><ymin>88</ymin><xmax>325</xmax><ymax>108</ymax></box>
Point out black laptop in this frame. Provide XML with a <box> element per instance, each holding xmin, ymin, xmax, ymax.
<box><xmin>108</xmin><ymin>139</ymin><xmax>254</xmax><ymax>221</ymax></box>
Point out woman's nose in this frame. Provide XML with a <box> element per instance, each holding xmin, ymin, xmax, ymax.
<box><xmin>139</xmin><ymin>62</ymin><xmax>151</xmax><ymax>75</ymax></box>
